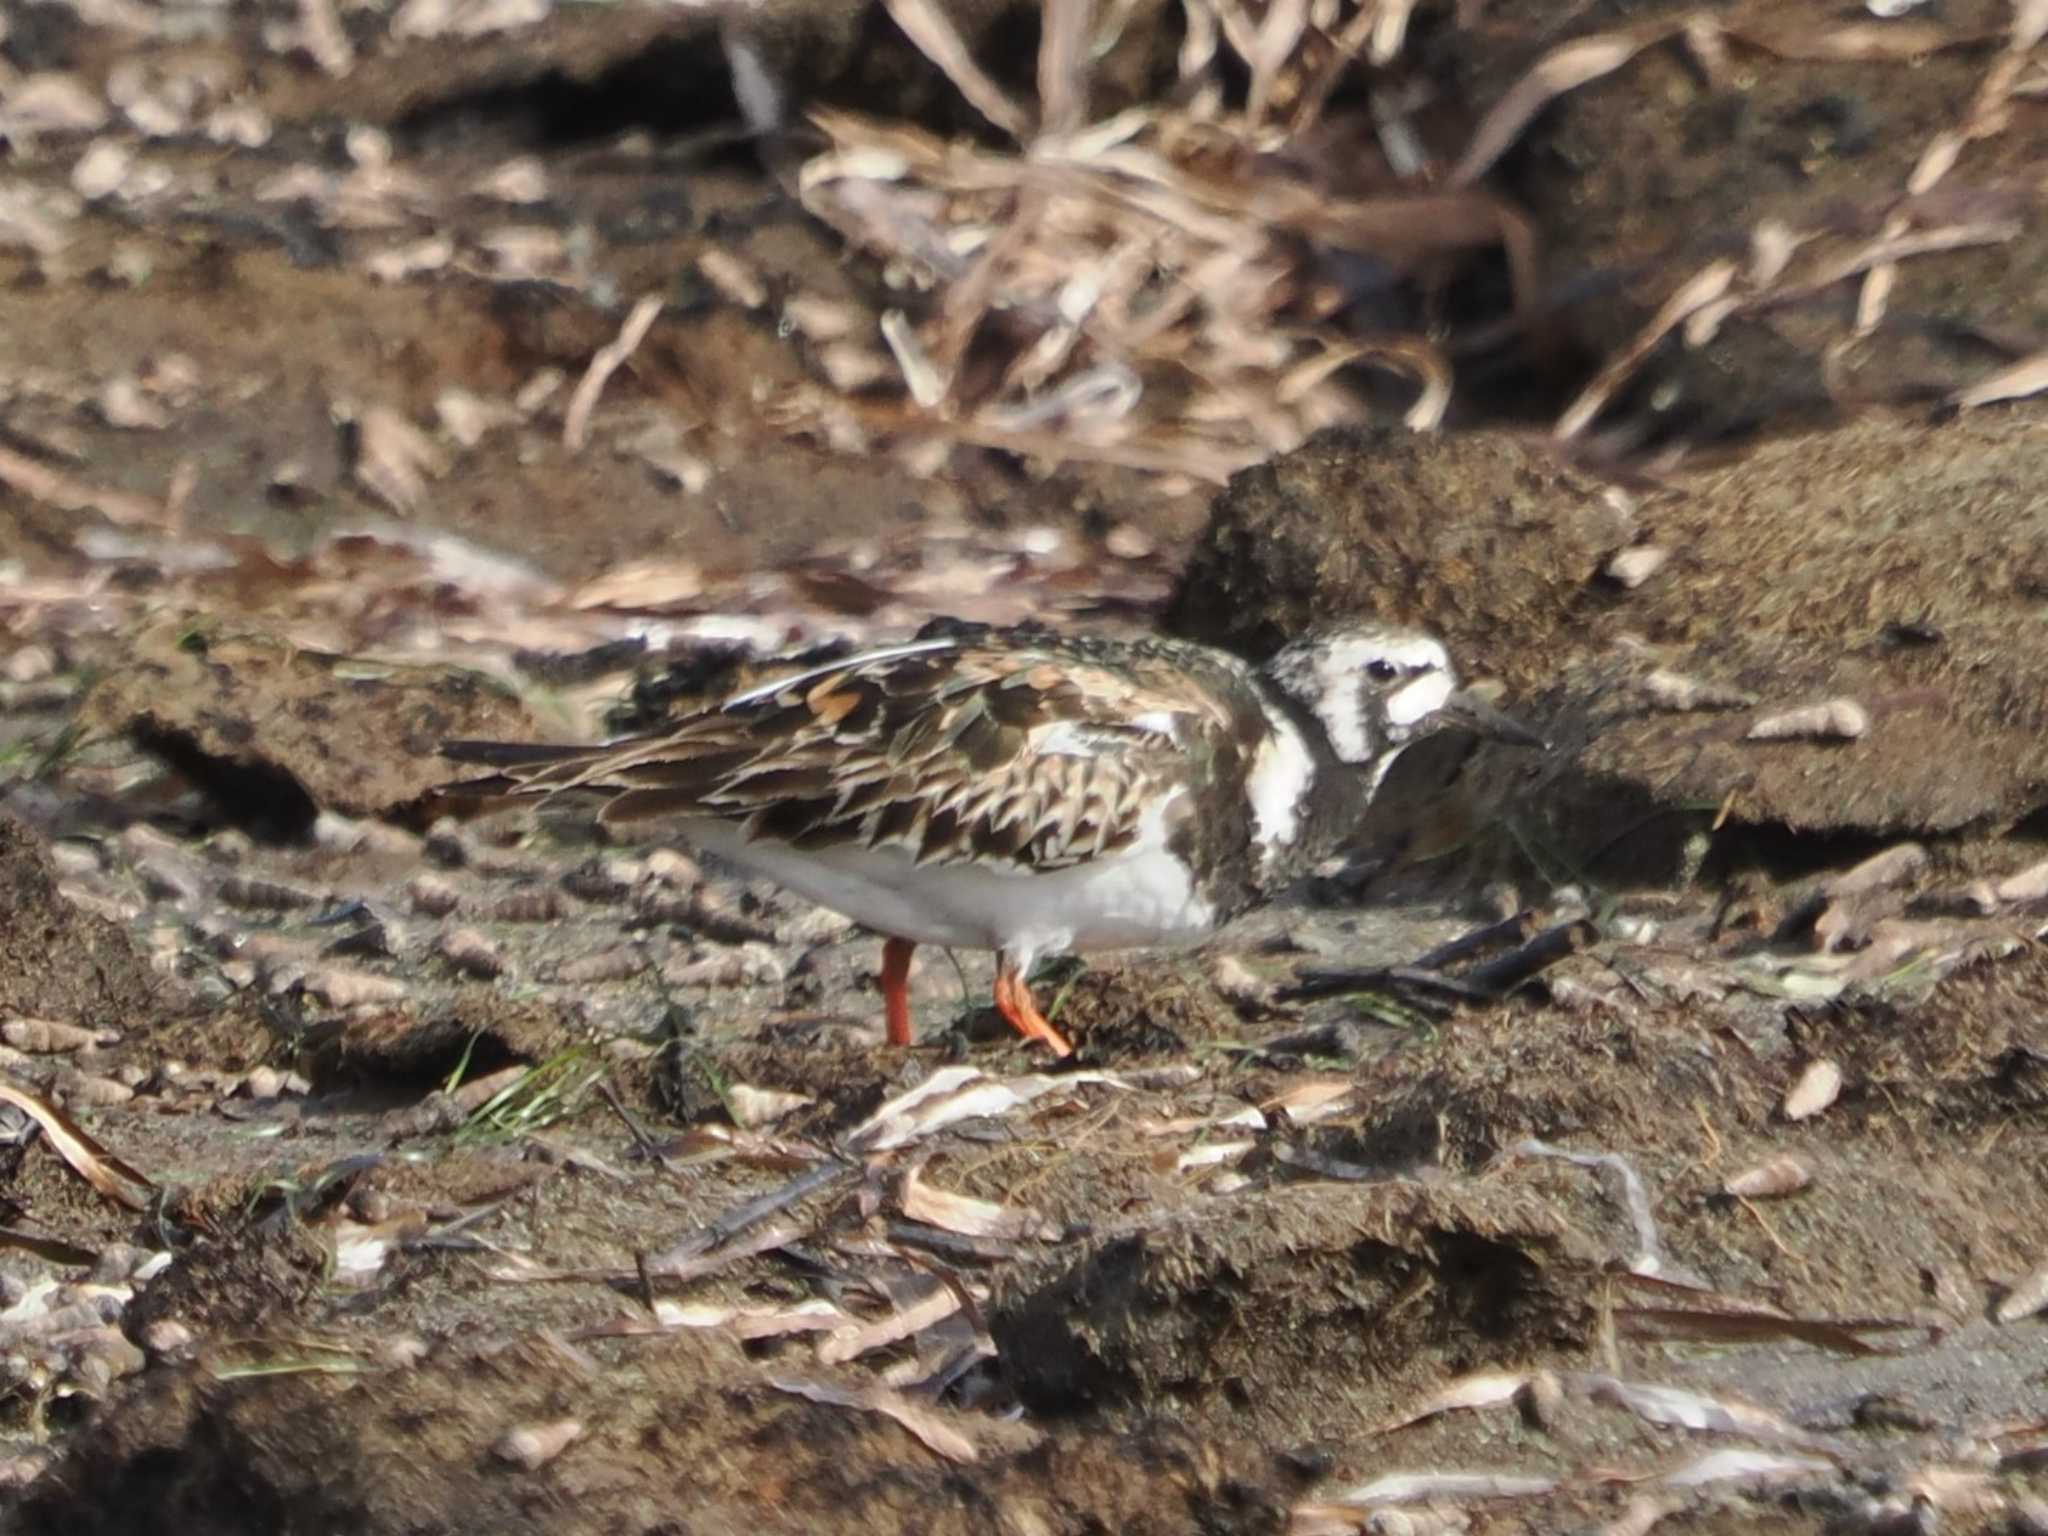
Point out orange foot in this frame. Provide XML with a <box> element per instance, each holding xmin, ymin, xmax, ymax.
<box><xmin>880</xmin><ymin>936</ymin><xmax>916</xmax><ymax>1046</ymax></box>
<box><xmin>994</xmin><ymin>955</ymin><xmax>1074</xmax><ymax>1058</ymax></box>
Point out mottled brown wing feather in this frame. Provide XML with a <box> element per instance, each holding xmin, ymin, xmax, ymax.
<box><xmin>452</xmin><ymin>640</ymin><xmax>1239</xmax><ymax>873</ymax></box>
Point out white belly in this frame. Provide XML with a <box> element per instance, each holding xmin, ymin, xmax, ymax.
<box><xmin>676</xmin><ymin>798</ymin><xmax>1217</xmax><ymax>963</ymax></box>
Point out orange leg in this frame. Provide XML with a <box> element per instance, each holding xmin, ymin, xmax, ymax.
<box><xmin>993</xmin><ymin>955</ymin><xmax>1074</xmax><ymax>1058</ymax></box>
<box><xmin>880</xmin><ymin>937</ymin><xmax>916</xmax><ymax>1046</ymax></box>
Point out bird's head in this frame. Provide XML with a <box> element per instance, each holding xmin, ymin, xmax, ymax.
<box><xmin>1261</xmin><ymin>624</ymin><xmax>1544</xmax><ymax>783</ymax></box>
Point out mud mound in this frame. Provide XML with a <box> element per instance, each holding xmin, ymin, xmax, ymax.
<box><xmin>0</xmin><ymin>814</ymin><xmax>164</xmax><ymax>1028</ymax></box>
<box><xmin>80</xmin><ymin>626</ymin><xmax>543</xmax><ymax>827</ymax></box>
<box><xmin>1168</xmin><ymin>416</ymin><xmax>2048</xmax><ymax>841</ymax></box>
<box><xmin>13</xmin><ymin>1332</ymin><xmax>1290</xmax><ymax>1536</ymax></box>
<box><xmin>994</xmin><ymin>1180</ymin><xmax>1592</xmax><ymax>1438</ymax></box>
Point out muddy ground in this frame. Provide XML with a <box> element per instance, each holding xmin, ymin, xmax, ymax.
<box><xmin>2</xmin><ymin>2</ymin><xmax>2048</xmax><ymax>1533</ymax></box>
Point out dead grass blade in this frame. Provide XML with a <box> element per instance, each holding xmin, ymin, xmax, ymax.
<box><xmin>900</xmin><ymin>1164</ymin><xmax>1058</xmax><ymax>1241</ymax></box>
<box><xmin>562</xmin><ymin>294</ymin><xmax>662</xmax><ymax>452</ymax></box>
<box><xmin>1581</xmin><ymin>1375</ymin><xmax>1826</xmax><ymax>1447</ymax></box>
<box><xmin>815</xmin><ymin>1280</ymin><xmax>962</xmax><ymax>1364</ymax></box>
<box><xmin>1950</xmin><ymin>347</ymin><xmax>2048</xmax><ymax>410</ymax></box>
<box><xmin>1615</xmin><ymin>1305</ymin><xmax>1917</xmax><ymax>1356</ymax></box>
<box><xmin>1038</xmin><ymin>0</ymin><xmax>1093</xmax><ymax>139</ymax></box>
<box><xmin>1373</xmin><ymin>1370</ymin><xmax>1531</xmax><ymax>1433</ymax></box>
<box><xmin>1728</xmin><ymin>17</ymin><xmax>1965</xmax><ymax>63</ymax></box>
<box><xmin>0</xmin><ymin>1226</ymin><xmax>100</xmax><ymax>1266</ymax></box>
<box><xmin>1555</xmin><ymin>260</ymin><xmax>1737</xmax><ymax>441</ymax></box>
<box><xmin>882</xmin><ymin>0</ymin><xmax>1031</xmax><ymax>138</ymax></box>
<box><xmin>0</xmin><ymin>1078</ymin><xmax>154</xmax><ymax>1210</ymax></box>
<box><xmin>0</xmin><ymin>444</ymin><xmax>166</xmax><ymax>527</ymax></box>
<box><xmin>1453</xmin><ymin>23</ymin><xmax>1678</xmax><ymax>186</ymax></box>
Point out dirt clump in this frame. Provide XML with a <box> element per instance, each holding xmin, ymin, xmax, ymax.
<box><xmin>11</xmin><ymin>1330</ymin><xmax>1293</xmax><ymax>1536</ymax></box>
<box><xmin>994</xmin><ymin>1180</ymin><xmax>1593</xmax><ymax>1440</ymax></box>
<box><xmin>1169</xmin><ymin>416</ymin><xmax>2048</xmax><ymax>845</ymax></box>
<box><xmin>0</xmin><ymin>813</ymin><xmax>167</xmax><ymax>1029</ymax></box>
<box><xmin>80</xmin><ymin>626</ymin><xmax>544</xmax><ymax>827</ymax></box>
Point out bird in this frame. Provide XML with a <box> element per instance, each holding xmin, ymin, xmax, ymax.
<box><xmin>442</xmin><ymin>620</ymin><xmax>1542</xmax><ymax>1058</ymax></box>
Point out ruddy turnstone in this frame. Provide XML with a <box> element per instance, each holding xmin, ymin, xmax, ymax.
<box><xmin>444</xmin><ymin>622</ymin><xmax>1540</xmax><ymax>1057</ymax></box>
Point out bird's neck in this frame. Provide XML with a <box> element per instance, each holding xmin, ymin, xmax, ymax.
<box><xmin>1256</xmin><ymin>758</ymin><xmax>1379</xmax><ymax>892</ymax></box>
<box><xmin>1242</xmin><ymin>678</ymin><xmax>1395</xmax><ymax>896</ymax></box>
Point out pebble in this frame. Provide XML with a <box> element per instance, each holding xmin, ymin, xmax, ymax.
<box><xmin>301</xmin><ymin>967</ymin><xmax>408</xmax><ymax>1008</ymax></box>
<box><xmin>1746</xmin><ymin>698</ymin><xmax>1868</xmax><ymax>742</ymax></box>
<box><xmin>663</xmin><ymin>942</ymin><xmax>786</xmax><ymax>988</ymax></box>
<box><xmin>218</xmin><ymin>874</ymin><xmax>318</xmax><ymax>911</ymax></box>
<box><xmin>481</xmin><ymin>888</ymin><xmax>562</xmax><ymax>923</ymax></box>
<box><xmin>438</xmin><ymin>926</ymin><xmax>506</xmax><ymax>979</ymax></box>
<box><xmin>2</xmin><ymin>645</ymin><xmax>57</xmax><ymax>684</ymax></box>
<box><xmin>407</xmin><ymin>873</ymin><xmax>461</xmax><ymax>917</ymax></box>
<box><xmin>1783</xmin><ymin>1058</ymin><xmax>1843</xmax><ymax>1121</ymax></box>
<box><xmin>1723</xmin><ymin>1155</ymin><xmax>1812</xmax><ymax>1199</ymax></box>
<box><xmin>641</xmin><ymin>848</ymin><xmax>701</xmax><ymax>888</ymax></box>
<box><xmin>554</xmin><ymin>944</ymin><xmax>649</xmax><ymax>984</ymax></box>
<box><xmin>58</xmin><ymin>1073</ymin><xmax>135</xmax><ymax>1107</ymax></box>
<box><xmin>493</xmin><ymin>1419</ymin><xmax>582</xmax><ymax>1470</ymax></box>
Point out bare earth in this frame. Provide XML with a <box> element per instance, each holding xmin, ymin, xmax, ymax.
<box><xmin>1</xmin><ymin>3</ymin><xmax>2046</xmax><ymax>1534</ymax></box>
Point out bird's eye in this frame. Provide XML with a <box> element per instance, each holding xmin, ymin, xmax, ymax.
<box><xmin>1366</xmin><ymin>659</ymin><xmax>1398</xmax><ymax>682</ymax></box>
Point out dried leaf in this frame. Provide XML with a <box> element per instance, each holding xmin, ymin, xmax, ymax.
<box><xmin>648</xmin><ymin>1297</ymin><xmax>847</xmax><ymax>1338</ymax></box>
<box><xmin>1323</xmin><ymin>1470</ymin><xmax>1558</xmax><ymax>1506</ymax></box>
<box><xmin>901</xmin><ymin>1165</ymin><xmax>1056</xmax><ymax>1241</ymax></box>
<box><xmin>1555</xmin><ymin>260</ymin><xmax>1736</xmax><ymax>440</ymax></box>
<box><xmin>816</xmin><ymin>1282</ymin><xmax>961</xmax><ymax>1364</ymax></box>
<box><xmin>0</xmin><ymin>1079</ymin><xmax>154</xmax><ymax>1209</ymax></box>
<box><xmin>768</xmin><ymin>1375</ymin><xmax>979</xmax><ymax>1462</ymax></box>
<box><xmin>1262</xmin><ymin>1077</ymin><xmax>1356</xmax><ymax>1126</ymax></box>
<box><xmin>1660</xmin><ymin>1447</ymin><xmax>1832</xmax><ymax>1488</ymax></box>
<box><xmin>1584</xmin><ymin>1375</ymin><xmax>1809</xmax><ymax>1443</ymax></box>
<box><xmin>1375</xmin><ymin>1371</ymin><xmax>1530</xmax><ymax>1433</ymax></box>
<box><xmin>848</xmin><ymin>1066</ymin><xmax>1121</xmax><ymax>1152</ymax></box>
<box><xmin>567</xmin><ymin>559</ymin><xmax>705</xmax><ymax>612</ymax></box>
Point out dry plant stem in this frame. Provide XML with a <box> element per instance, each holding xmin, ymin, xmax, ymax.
<box><xmin>562</xmin><ymin>294</ymin><xmax>662</xmax><ymax>451</ymax></box>
<box><xmin>1452</xmin><ymin>20</ymin><xmax>1680</xmax><ymax>187</ymax></box>
<box><xmin>880</xmin><ymin>0</ymin><xmax>1030</xmax><ymax>138</ymax></box>
<box><xmin>1417</xmin><ymin>910</ymin><xmax>1540</xmax><ymax>970</ymax></box>
<box><xmin>647</xmin><ymin>1160</ymin><xmax>856</xmax><ymax>1274</ymax></box>
<box><xmin>1037</xmin><ymin>0</ymin><xmax>1093</xmax><ymax>138</ymax></box>
<box><xmin>1463</xmin><ymin>919</ymin><xmax>1600</xmax><ymax>995</ymax></box>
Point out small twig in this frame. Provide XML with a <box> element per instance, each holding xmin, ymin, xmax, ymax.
<box><xmin>884</xmin><ymin>1220</ymin><xmax>1024</xmax><ymax>1265</ymax></box>
<box><xmin>1416</xmin><ymin>911</ymin><xmax>1541</xmax><ymax>970</ymax></box>
<box><xmin>646</xmin><ymin>1158</ymin><xmax>856</xmax><ymax>1274</ymax></box>
<box><xmin>1462</xmin><ymin>919</ymin><xmax>1600</xmax><ymax>995</ymax></box>
<box><xmin>597</xmin><ymin>1080</ymin><xmax>666</xmax><ymax>1170</ymax></box>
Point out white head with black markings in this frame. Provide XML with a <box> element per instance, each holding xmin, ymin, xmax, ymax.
<box><xmin>1260</xmin><ymin>623</ymin><xmax>1544</xmax><ymax>786</ymax></box>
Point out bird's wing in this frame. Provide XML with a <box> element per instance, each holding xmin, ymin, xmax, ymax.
<box><xmin>446</xmin><ymin>636</ymin><xmax>1242</xmax><ymax>871</ymax></box>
